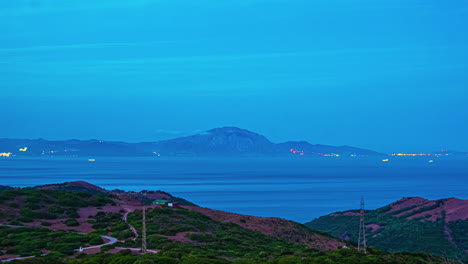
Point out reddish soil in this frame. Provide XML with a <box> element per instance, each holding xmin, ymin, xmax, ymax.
<box><xmin>407</xmin><ymin>198</ymin><xmax>468</xmax><ymax>222</ymax></box>
<box><xmin>342</xmin><ymin>212</ymin><xmax>361</xmax><ymax>216</ymax></box>
<box><xmin>394</xmin><ymin>201</ymin><xmax>437</xmax><ymax>218</ymax></box>
<box><xmin>0</xmin><ymin>254</ymin><xmax>21</xmax><ymax>261</ymax></box>
<box><xmin>15</xmin><ymin>204</ymin><xmax>159</xmax><ymax>234</ymax></box>
<box><xmin>2</xmin><ymin>181</ymin><xmax>347</xmax><ymax>257</ymax></box>
<box><xmin>23</xmin><ymin>219</ymin><xmax>95</xmax><ymax>234</ymax></box>
<box><xmin>105</xmin><ymin>248</ymin><xmax>159</xmax><ymax>254</ymax></box>
<box><xmin>387</xmin><ymin>197</ymin><xmax>468</xmax><ymax>223</ymax></box>
<box><xmin>77</xmin><ymin>247</ymin><xmax>101</xmax><ymax>255</ymax></box>
<box><xmin>0</xmin><ymin>197</ymin><xmax>22</xmax><ymax>225</ymax></box>
<box><xmin>126</xmin><ymin>192</ymin><xmax>172</xmax><ymax>203</ymax></box>
<box><xmin>78</xmin><ymin>205</ymin><xmax>124</xmax><ymax>219</ymax></box>
<box><xmin>389</xmin><ymin>197</ymin><xmax>430</xmax><ymax>213</ymax></box>
<box><xmin>37</xmin><ymin>181</ymin><xmax>110</xmax><ymax>193</ymax></box>
<box><xmin>183</xmin><ymin>206</ymin><xmax>345</xmax><ymax>250</ymax></box>
<box><xmin>365</xmin><ymin>224</ymin><xmax>382</xmax><ymax>232</ymax></box>
<box><xmin>155</xmin><ymin>231</ymin><xmax>208</xmax><ymax>244</ymax></box>
<box><xmin>443</xmin><ymin>198</ymin><xmax>468</xmax><ymax>221</ymax></box>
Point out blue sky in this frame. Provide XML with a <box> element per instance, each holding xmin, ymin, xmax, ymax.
<box><xmin>1</xmin><ymin>0</ymin><xmax>468</xmax><ymax>153</ymax></box>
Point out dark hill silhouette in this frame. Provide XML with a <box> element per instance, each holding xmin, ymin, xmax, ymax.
<box><xmin>142</xmin><ymin>127</ymin><xmax>277</xmax><ymax>156</ymax></box>
<box><xmin>0</xmin><ymin>127</ymin><xmax>385</xmax><ymax>157</ymax></box>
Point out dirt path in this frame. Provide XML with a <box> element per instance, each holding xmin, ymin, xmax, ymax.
<box><xmin>0</xmin><ymin>225</ymin><xmax>119</xmax><ymax>262</ymax></box>
<box><xmin>1</xmin><ymin>255</ymin><xmax>39</xmax><ymax>263</ymax></box>
<box><xmin>1</xmin><ymin>206</ymin><xmax>159</xmax><ymax>262</ymax></box>
<box><xmin>77</xmin><ymin>235</ymin><xmax>118</xmax><ymax>252</ymax></box>
<box><xmin>123</xmin><ymin>211</ymin><xmax>139</xmax><ymax>239</ymax></box>
<box><xmin>443</xmin><ymin>222</ymin><xmax>457</xmax><ymax>248</ymax></box>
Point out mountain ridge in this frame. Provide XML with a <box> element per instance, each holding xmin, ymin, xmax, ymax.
<box><xmin>0</xmin><ymin>126</ymin><xmax>385</xmax><ymax>157</ymax></box>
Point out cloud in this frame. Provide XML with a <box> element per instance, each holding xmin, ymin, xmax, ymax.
<box><xmin>0</xmin><ymin>40</ymin><xmax>174</xmax><ymax>53</ymax></box>
<box><xmin>0</xmin><ymin>0</ymin><xmax>291</xmax><ymax>16</ymax></box>
<box><xmin>2</xmin><ymin>43</ymin><xmax>467</xmax><ymax>97</ymax></box>
<box><xmin>153</xmin><ymin>129</ymin><xmax>204</xmax><ymax>140</ymax></box>
<box><xmin>0</xmin><ymin>0</ymin><xmax>156</xmax><ymax>16</ymax></box>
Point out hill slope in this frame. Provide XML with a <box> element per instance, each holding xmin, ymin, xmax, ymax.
<box><xmin>305</xmin><ymin>197</ymin><xmax>468</xmax><ymax>262</ymax></box>
<box><xmin>0</xmin><ymin>181</ymin><xmax>344</xmax><ymax>262</ymax></box>
<box><xmin>0</xmin><ymin>182</ymin><xmax>452</xmax><ymax>264</ymax></box>
<box><xmin>184</xmin><ymin>205</ymin><xmax>344</xmax><ymax>250</ymax></box>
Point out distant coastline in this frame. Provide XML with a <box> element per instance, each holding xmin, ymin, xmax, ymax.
<box><xmin>0</xmin><ymin>127</ymin><xmax>386</xmax><ymax>157</ymax></box>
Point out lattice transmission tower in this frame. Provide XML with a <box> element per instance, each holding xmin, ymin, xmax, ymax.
<box><xmin>357</xmin><ymin>197</ymin><xmax>367</xmax><ymax>252</ymax></box>
<box><xmin>142</xmin><ymin>207</ymin><xmax>147</xmax><ymax>253</ymax></box>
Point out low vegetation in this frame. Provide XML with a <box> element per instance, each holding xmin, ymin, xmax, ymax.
<box><xmin>0</xmin><ymin>184</ymin><xmax>461</xmax><ymax>264</ymax></box>
<box><xmin>0</xmin><ymin>226</ymin><xmax>103</xmax><ymax>256</ymax></box>
<box><xmin>0</xmin><ymin>188</ymin><xmax>115</xmax><ymax>223</ymax></box>
<box><xmin>306</xmin><ymin>208</ymin><xmax>468</xmax><ymax>262</ymax></box>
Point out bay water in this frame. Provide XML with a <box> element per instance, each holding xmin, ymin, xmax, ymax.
<box><xmin>0</xmin><ymin>156</ymin><xmax>467</xmax><ymax>223</ymax></box>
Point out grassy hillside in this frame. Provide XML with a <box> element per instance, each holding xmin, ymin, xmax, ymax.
<box><xmin>0</xmin><ymin>186</ymin><xmax>13</xmax><ymax>194</ymax></box>
<box><xmin>0</xmin><ymin>188</ymin><xmax>116</xmax><ymax>224</ymax></box>
<box><xmin>0</xmin><ymin>184</ymin><xmax>458</xmax><ymax>264</ymax></box>
<box><xmin>0</xmin><ymin>226</ymin><xmax>105</xmax><ymax>256</ymax></box>
<box><xmin>3</xmin><ymin>207</ymin><xmax>452</xmax><ymax>264</ymax></box>
<box><xmin>305</xmin><ymin>198</ymin><xmax>468</xmax><ymax>262</ymax></box>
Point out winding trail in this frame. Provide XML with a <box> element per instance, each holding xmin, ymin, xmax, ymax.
<box><xmin>76</xmin><ymin>235</ymin><xmax>118</xmax><ymax>252</ymax></box>
<box><xmin>0</xmin><ymin>225</ymin><xmax>118</xmax><ymax>262</ymax></box>
<box><xmin>2</xmin><ymin>207</ymin><xmax>158</xmax><ymax>262</ymax></box>
<box><xmin>1</xmin><ymin>255</ymin><xmax>39</xmax><ymax>263</ymax></box>
<box><xmin>123</xmin><ymin>210</ymin><xmax>139</xmax><ymax>240</ymax></box>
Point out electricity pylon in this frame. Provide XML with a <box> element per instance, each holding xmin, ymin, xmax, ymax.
<box><xmin>142</xmin><ymin>207</ymin><xmax>147</xmax><ymax>253</ymax></box>
<box><xmin>357</xmin><ymin>197</ymin><xmax>367</xmax><ymax>252</ymax></box>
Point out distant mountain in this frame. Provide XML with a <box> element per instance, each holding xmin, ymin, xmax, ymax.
<box><xmin>139</xmin><ymin>127</ymin><xmax>277</xmax><ymax>156</ymax></box>
<box><xmin>432</xmin><ymin>150</ymin><xmax>468</xmax><ymax>156</ymax></box>
<box><xmin>276</xmin><ymin>141</ymin><xmax>384</xmax><ymax>157</ymax></box>
<box><xmin>305</xmin><ymin>197</ymin><xmax>468</xmax><ymax>262</ymax></box>
<box><xmin>0</xmin><ymin>138</ymin><xmax>146</xmax><ymax>156</ymax></box>
<box><xmin>0</xmin><ymin>127</ymin><xmax>385</xmax><ymax>157</ymax></box>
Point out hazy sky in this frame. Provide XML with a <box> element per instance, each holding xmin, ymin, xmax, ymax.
<box><xmin>1</xmin><ymin>0</ymin><xmax>468</xmax><ymax>153</ymax></box>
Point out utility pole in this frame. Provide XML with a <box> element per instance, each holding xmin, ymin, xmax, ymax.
<box><xmin>142</xmin><ymin>207</ymin><xmax>147</xmax><ymax>253</ymax></box>
<box><xmin>358</xmin><ymin>197</ymin><xmax>367</xmax><ymax>252</ymax></box>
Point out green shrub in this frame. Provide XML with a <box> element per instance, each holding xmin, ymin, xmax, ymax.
<box><xmin>9</xmin><ymin>202</ymin><xmax>19</xmax><ymax>208</ymax></box>
<box><xmin>19</xmin><ymin>217</ymin><xmax>34</xmax><ymax>223</ymax></box>
<box><xmin>64</xmin><ymin>219</ymin><xmax>79</xmax><ymax>227</ymax></box>
<box><xmin>101</xmin><ymin>244</ymin><xmax>116</xmax><ymax>252</ymax></box>
<box><xmin>89</xmin><ymin>236</ymin><xmax>104</xmax><ymax>245</ymax></box>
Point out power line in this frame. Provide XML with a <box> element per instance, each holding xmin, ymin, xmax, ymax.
<box><xmin>358</xmin><ymin>197</ymin><xmax>367</xmax><ymax>252</ymax></box>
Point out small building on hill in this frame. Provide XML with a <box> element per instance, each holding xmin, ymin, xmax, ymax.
<box><xmin>153</xmin><ymin>199</ymin><xmax>170</xmax><ymax>205</ymax></box>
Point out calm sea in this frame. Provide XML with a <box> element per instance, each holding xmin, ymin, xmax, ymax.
<box><xmin>1</xmin><ymin>156</ymin><xmax>467</xmax><ymax>223</ymax></box>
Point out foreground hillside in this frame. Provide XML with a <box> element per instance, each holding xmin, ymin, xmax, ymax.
<box><xmin>306</xmin><ymin>197</ymin><xmax>468</xmax><ymax>262</ymax></box>
<box><xmin>0</xmin><ymin>182</ymin><xmax>455</xmax><ymax>264</ymax></box>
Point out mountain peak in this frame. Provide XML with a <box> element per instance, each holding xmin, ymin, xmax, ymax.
<box><xmin>206</xmin><ymin>127</ymin><xmax>262</xmax><ymax>137</ymax></box>
<box><xmin>0</xmin><ymin>127</ymin><xmax>384</xmax><ymax>157</ymax></box>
